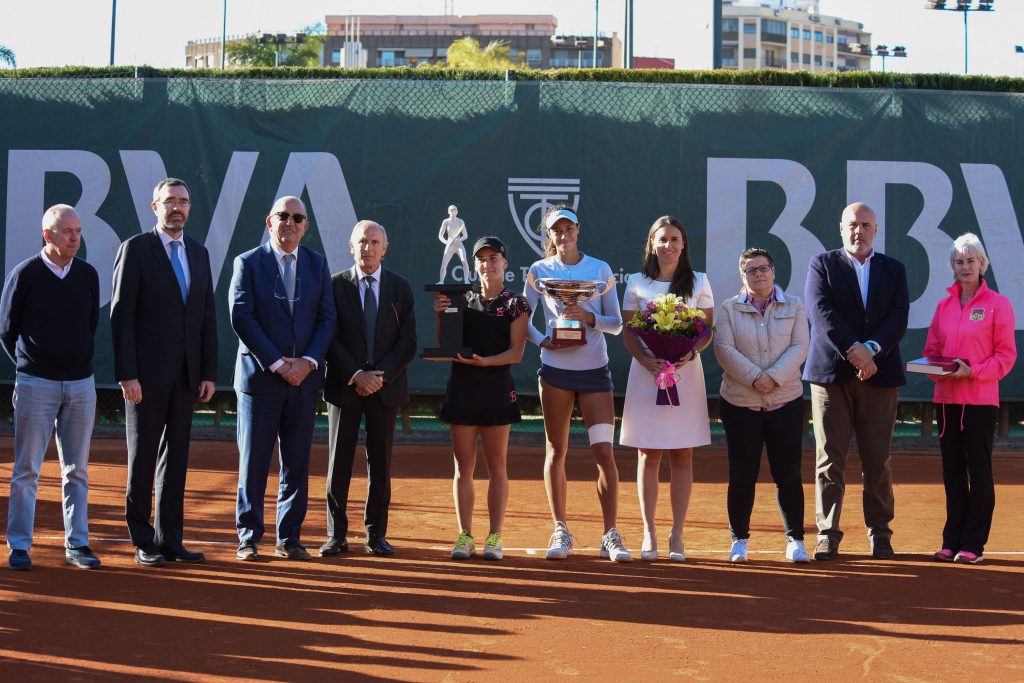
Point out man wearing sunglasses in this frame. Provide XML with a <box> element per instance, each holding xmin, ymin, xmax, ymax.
<box><xmin>229</xmin><ymin>195</ymin><xmax>336</xmax><ymax>562</ymax></box>
<box><xmin>111</xmin><ymin>178</ymin><xmax>218</xmax><ymax>567</ymax></box>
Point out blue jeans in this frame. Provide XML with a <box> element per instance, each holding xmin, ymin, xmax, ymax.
<box><xmin>6</xmin><ymin>373</ymin><xmax>96</xmax><ymax>551</ymax></box>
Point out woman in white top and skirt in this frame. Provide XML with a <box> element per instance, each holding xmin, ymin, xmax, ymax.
<box><xmin>620</xmin><ymin>216</ymin><xmax>714</xmax><ymax>561</ymax></box>
<box><xmin>523</xmin><ymin>205</ymin><xmax>631</xmax><ymax>562</ymax></box>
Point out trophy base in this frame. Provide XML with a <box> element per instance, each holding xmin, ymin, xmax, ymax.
<box><xmin>551</xmin><ymin>327</ymin><xmax>586</xmax><ymax>347</ymax></box>
<box><xmin>421</xmin><ymin>347</ymin><xmax>474</xmax><ymax>361</ymax></box>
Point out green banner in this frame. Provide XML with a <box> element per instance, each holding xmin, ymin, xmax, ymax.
<box><xmin>2</xmin><ymin>79</ymin><xmax>1022</xmax><ymax>398</ymax></box>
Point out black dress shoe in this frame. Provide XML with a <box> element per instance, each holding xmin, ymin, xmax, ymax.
<box><xmin>135</xmin><ymin>546</ymin><xmax>166</xmax><ymax>567</ymax></box>
<box><xmin>364</xmin><ymin>537</ymin><xmax>394</xmax><ymax>557</ymax></box>
<box><xmin>813</xmin><ymin>537</ymin><xmax>839</xmax><ymax>561</ymax></box>
<box><xmin>161</xmin><ymin>545</ymin><xmax>205</xmax><ymax>563</ymax></box>
<box><xmin>871</xmin><ymin>537</ymin><xmax>896</xmax><ymax>560</ymax></box>
<box><xmin>319</xmin><ymin>537</ymin><xmax>349</xmax><ymax>557</ymax></box>
<box><xmin>274</xmin><ymin>542</ymin><xmax>312</xmax><ymax>560</ymax></box>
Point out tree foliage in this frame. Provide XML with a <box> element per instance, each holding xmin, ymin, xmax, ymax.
<box><xmin>0</xmin><ymin>45</ymin><xmax>15</xmax><ymax>68</ymax></box>
<box><xmin>226</xmin><ymin>24</ymin><xmax>326</xmax><ymax>68</ymax></box>
<box><xmin>444</xmin><ymin>37</ymin><xmax>523</xmax><ymax>70</ymax></box>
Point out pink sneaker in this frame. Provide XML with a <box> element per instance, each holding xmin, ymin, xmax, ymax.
<box><xmin>933</xmin><ymin>548</ymin><xmax>955</xmax><ymax>562</ymax></box>
<box><xmin>954</xmin><ymin>551</ymin><xmax>983</xmax><ymax>564</ymax></box>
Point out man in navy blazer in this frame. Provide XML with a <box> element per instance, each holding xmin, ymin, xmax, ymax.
<box><xmin>229</xmin><ymin>196</ymin><xmax>336</xmax><ymax>561</ymax></box>
<box><xmin>111</xmin><ymin>178</ymin><xmax>218</xmax><ymax>567</ymax></box>
<box><xmin>318</xmin><ymin>220</ymin><xmax>416</xmax><ymax>558</ymax></box>
<box><xmin>803</xmin><ymin>202</ymin><xmax>909</xmax><ymax>561</ymax></box>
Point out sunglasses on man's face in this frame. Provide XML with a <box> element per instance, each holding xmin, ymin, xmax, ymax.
<box><xmin>272</xmin><ymin>212</ymin><xmax>306</xmax><ymax>224</ymax></box>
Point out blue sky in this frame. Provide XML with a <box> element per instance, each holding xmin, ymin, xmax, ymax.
<box><xmin>2</xmin><ymin>1</ymin><xmax>1021</xmax><ymax>75</ymax></box>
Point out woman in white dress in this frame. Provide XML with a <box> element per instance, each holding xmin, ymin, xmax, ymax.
<box><xmin>620</xmin><ymin>216</ymin><xmax>714</xmax><ymax>561</ymax></box>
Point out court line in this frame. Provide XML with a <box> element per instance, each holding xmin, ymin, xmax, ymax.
<box><xmin>24</xmin><ymin>534</ymin><xmax>1024</xmax><ymax>556</ymax></box>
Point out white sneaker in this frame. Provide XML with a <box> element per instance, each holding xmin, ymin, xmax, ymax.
<box><xmin>545</xmin><ymin>523</ymin><xmax>574</xmax><ymax>560</ymax></box>
<box><xmin>640</xmin><ymin>534</ymin><xmax>658</xmax><ymax>562</ymax></box>
<box><xmin>730</xmin><ymin>538</ymin><xmax>749</xmax><ymax>563</ymax></box>
<box><xmin>599</xmin><ymin>528</ymin><xmax>633</xmax><ymax>562</ymax></box>
<box><xmin>786</xmin><ymin>538</ymin><xmax>810</xmax><ymax>563</ymax></box>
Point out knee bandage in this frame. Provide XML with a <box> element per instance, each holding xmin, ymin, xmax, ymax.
<box><xmin>587</xmin><ymin>423</ymin><xmax>615</xmax><ymax>445</ymax></box>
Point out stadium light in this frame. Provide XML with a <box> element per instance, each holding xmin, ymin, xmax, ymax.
<box><xmin>850</xmin><ymin>43</ymin><xmax>909</xmax><ymax>72</ymax></box>
<box><xmin>925</xmin><ymin>0</ymin><xmax>995</xmax><ymax>75</ymax></box>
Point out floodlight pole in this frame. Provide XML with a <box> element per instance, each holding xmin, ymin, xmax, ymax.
<box><xmin>221</xmin><ymin>0</ymin><xmax>228</xmax><ymax>69</ymax></box>
<box><xmin>109</xmin><ymin>0</ymin><xmax>116</xmax><ymax>66</ymax></box>
<box><xmin>713</xmin><ymin>0</ymin><xmax>723</xmax><ymax>69</ymax></box>
<box><xmin>963</xmin><ymin>9</ymin><xmax>968</xmax><ymax>75</ymax></box>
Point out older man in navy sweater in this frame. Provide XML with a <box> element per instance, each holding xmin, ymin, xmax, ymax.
<box><xmin>1</xmin><ymin>205</ymin><xmax>100</xmax><ymax>571</ymax></box>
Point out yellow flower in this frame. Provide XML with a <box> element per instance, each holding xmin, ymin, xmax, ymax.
<box><xmin>651</xmin><ymin>310</ymin><xmax>679</xmax><ymax>331</ymax></box>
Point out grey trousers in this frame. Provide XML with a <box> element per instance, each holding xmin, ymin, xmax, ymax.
<box><xmin>811</xmin><ymin>381</ymin><xmax>898</xmax><ymax>542</ymax></box>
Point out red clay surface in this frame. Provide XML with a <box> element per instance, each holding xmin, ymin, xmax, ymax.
<box><xmin>2</xmin><ymin>435</ymin><xmax>1024</xmax><ymax>681</ymax></box>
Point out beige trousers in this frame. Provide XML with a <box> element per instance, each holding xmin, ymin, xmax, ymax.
<box><xmin>811</xmin><ymin>381</ymin><xmax>898</xmax><ymax>542</ymax></box>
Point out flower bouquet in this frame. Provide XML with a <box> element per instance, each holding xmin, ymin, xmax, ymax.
<box><xmin>626</xmin><ymin>293</ymin><xmax>712</xmax><ymax>406</ymax></box>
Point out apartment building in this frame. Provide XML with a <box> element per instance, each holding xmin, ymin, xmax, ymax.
<box><xmin>322</xmin><ymin>14</ymin><xmax>621</xmax><ymax>69</ymax></box>
<box><xmin>721</xmin><ymin>1</ymin><xmax>872</xmax><ymax>72</ymax></box>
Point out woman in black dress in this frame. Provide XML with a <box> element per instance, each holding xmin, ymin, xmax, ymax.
<box><xmin>433</xmin><ymin>237</ymin><xmax>530</xmax><ymax>560</ymax></box>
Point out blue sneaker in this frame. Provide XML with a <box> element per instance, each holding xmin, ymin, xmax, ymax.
<box><xmin>8</xmin><ymin>549</ymin><xmax>31</xmax><ymax>571</ymax></box>
<box><xmin>66</xmin><ymin>546</ymin><xmax>102</xmax><ymax>569</ymax></box>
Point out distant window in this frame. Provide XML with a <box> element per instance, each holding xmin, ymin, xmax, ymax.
<box><xmin>764</xmin><ymin>49</ymin><xmax>777</xmax><ymax>67</ymax></box>
<box><xmin>743</xmin><ymin>48</ymin><xmax>756</xmax><ymax>59</ymax></box>
<box><xmin>803</xmin><ymin>30</ymin><xmax>811</xmax><ymax>40</ymax></box>
<box><xmin>744</xmin><ymin>22</ymin><xmax>756</xmax><ymax>34</ymax></box>
<box><xmin>791</xmin><ymin>27</ymin><xmax>799</xmax><ymax>39</ymax></box>
<box><xmin>814</xmin><ymin>55</ymin><xmax>822</xmax><ymax>65</ymax></box>
<box><xmin>802</xmin><ymin>54</ymin><xmax>810</xmax><ymax>64</ymax></box>
<box><xmin>815</xmin><ymin>31</ymin><xmax>823</xmax><ymax>42</ymax></box>
<box><xmin>826</xmin><ymin>59</ymin><xmax>834</xmax><ymax>67</ymax></box>
<box><xmin>526</xmin><ymin>49</ymin><xmax>542</xmax><ymax>64</ymax></box>
<box><xmin>723</xmin><ymin>19</ymin><xmax>739</xmax><ymax>33</ymax></box>
<box><xmin>331</xmin><ymin>49</ymin><xmax>341</xmax><ymax>64</ymax></box>
<box><xmin>762</xmin><ymin>19</ymin><xmax>786</xmax><ymax>35</ymax></box>
<box><xmin>790</xmin><ymin>51</ymin><xmax>798</xmax><ymax>63</ymax></box>
<box><xmin>826</xmin><ymin>35</ymin><xmax>834</xmax><ymax>44</ymax></box>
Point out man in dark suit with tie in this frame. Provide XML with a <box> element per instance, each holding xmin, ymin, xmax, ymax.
<box><xmin>230</xmin><ymin>196</ymin><xmax>335</xmax><ymax>562</ymax></box>
<box><xmin>803</xmin><ymin>202</ymin><xmax>909</xmax><ymax>561</ymax></box>
<box><xmin>319</xmin><ymin>220</ymin><xmax>416</xmax><ymax>558</ymax></box>
<box><xmin>111</xmin><ymin>178</ymin><xmax>218</xmax><ymax>567</ymax></box>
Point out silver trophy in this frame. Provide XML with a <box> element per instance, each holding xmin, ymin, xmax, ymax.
<box><xmin>527</xmin><ymin>274</ymin><xmax>616</xmax><ymax>346</ymax></box>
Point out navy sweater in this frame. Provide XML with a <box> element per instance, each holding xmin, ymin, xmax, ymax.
<box><xmin>0</xmin><ymin>254</ymin><xmax>99</xmax><ymax>380</ymax></box>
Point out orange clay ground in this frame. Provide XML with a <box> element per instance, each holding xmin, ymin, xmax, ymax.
<box><xmin>1</xmin><ymin>435</ymin><xmax>1023</xmax><ymax>681</ymax></box>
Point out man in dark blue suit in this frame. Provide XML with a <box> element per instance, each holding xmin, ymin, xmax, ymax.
<box><xmin>803</xmin><ymin>202</ymin><xmax>909</xmax><ymax>561</ymax></box>
<box><xmin>229</xmin><ymin>196</ymin><xmax>336</xmax><ymax>561</ymax></box>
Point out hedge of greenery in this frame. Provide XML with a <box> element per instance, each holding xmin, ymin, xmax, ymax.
<box><xmin>2</xmin><ymin>65</ymin><xmax>1023</xmax><ymax>92</ymax></box>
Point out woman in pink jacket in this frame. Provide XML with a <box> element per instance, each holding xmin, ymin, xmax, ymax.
<box><xmin>923</xmin><ymin>233</ymin><xmax>1016</xmax><ymax>564</ymax></box>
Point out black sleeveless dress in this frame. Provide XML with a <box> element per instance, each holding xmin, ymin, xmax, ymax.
<box><xmin>440</xmin><ymin>288</ymin><xmax>531</xmax><ymax>426</ymax></box>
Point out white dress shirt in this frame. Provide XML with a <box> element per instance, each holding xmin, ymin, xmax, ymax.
<box><xmin>157</xmin><ymin>228</ymin><xmax>191</xmax><ymax>289</ymax></box>
<box><xmin>40</xmin><ymin>249</ymin><xmax>72</xmax><ymax>279</ymax></box>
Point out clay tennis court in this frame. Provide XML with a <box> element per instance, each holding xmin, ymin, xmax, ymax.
<box><xmin>2</xmin><ymin>434</ymin><xmax>1023</xmax><ymax>681</ymax></box>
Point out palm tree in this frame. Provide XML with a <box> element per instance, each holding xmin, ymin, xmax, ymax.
<box><xmin>0</xmin><ymin>45</ymin><xmax>16</xmax><ymax>68</ymax></box>
<box><xmin>445</xmin><ymin>37</ymin><xmax>522</xmax><ymax>69</ymax></box>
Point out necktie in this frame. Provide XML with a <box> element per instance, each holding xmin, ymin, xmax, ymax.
<box><xmin>169</xmin><ymin>240</ymin><xmax>188</xmax><ymax>302</ymax></box>
<box><xmin>363</xmin><ymin>275</ymin><xmax>377</xmax><ymax>361</ymax></box>
<box><xmin>283</xmin><ymin>254</ymin><xmax>296</xmax><ymax>313</ymax></box>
